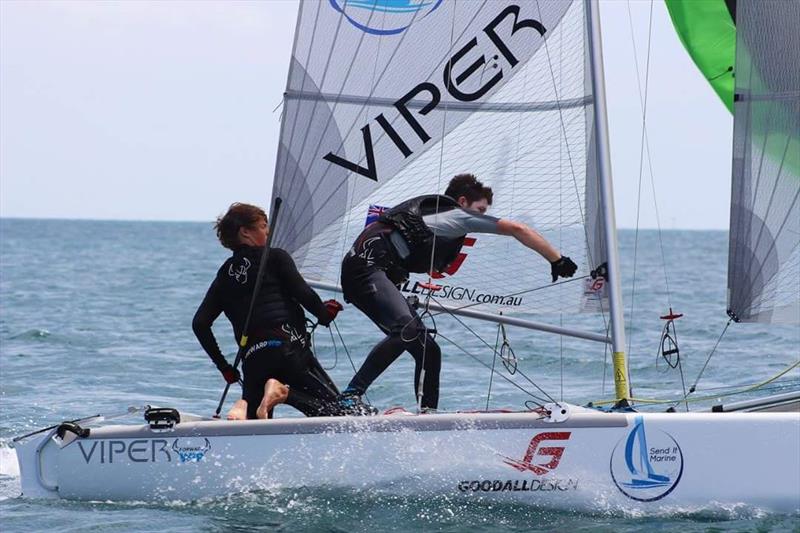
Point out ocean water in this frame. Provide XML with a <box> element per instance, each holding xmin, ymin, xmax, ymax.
<box><xmin>0</xmin><ymin>218</ymin><xmax>798</xmax><ymax>532</ymax></box>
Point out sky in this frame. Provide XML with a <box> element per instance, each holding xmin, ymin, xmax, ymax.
<box><xmin>0</xmin><ymin>0</ymin><xmax>733</xmax><ymax>229</ymax></box>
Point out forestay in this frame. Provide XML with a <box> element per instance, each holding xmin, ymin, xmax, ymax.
<box><xmin>270</xmin><ymin>0</ymin><xmax>606</xmax><ymax>317</ymax></box>
<box><xmin>727</xmin><ymin>0</ymin><xmax>800</xmax><ymax>324</ymax></box>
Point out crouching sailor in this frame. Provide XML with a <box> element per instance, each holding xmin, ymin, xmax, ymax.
<box><xmin>193</xmin><ymin>202</ymin><xmax>347</xmax><ymax>420</ymax></box>
<box><xmin>340</xmin><ymin>174</ymin><xmax>578</xmax><ymax>411</ymax></box>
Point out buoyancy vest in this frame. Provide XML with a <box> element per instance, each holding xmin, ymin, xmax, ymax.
<box><xmin>219</xmin><ymin>247</ymin><xmax>307</xmax><ymax>340</ymax></box>
<box><xmin>378</xmin><ymin>194</ymin><xmax>466</xmax><ymax>273</ymax></box>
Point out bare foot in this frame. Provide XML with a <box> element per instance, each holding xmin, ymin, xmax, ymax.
<box><xmin>226</xmin><ymin>399</ymin><xmax>248</xmax><ymax>420</ymax></box>
<box><xmin>256</xmin><ymin>379</ymin><xmax>289</xmax><ymax>419</ymax></box>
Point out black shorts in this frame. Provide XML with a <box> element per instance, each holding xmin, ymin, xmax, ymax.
<box><xmin>241</xmin><ymin>337</ymin><xmax>341</xmax><ymax>419</ymax></box>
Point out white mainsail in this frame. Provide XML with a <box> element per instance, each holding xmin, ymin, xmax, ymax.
<box><xmin>727</xmin><ymin>0</ymin><xmax>800</xmax><ymax>324</ymax></box>
<box><xmin>270</xmin><ymin>0</ymin><xmax>606</xmax><ymax>319</ymax></box>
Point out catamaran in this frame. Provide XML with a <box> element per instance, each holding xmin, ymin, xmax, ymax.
<box><xmin>12</xmin><ymin>0</ymin><xmax>799</xmax><ymax>510</ymax></box>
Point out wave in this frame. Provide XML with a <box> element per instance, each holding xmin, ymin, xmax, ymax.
<box><xmin>7</xmin><ymin>329</ymin><xmax>51</xmax><ymax>340</ymax></box>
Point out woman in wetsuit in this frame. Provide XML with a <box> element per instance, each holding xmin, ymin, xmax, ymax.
<box><xmin>192</xmin><ymin>202</ymin><xmax>345</xmax><ymax>420</ymax></box>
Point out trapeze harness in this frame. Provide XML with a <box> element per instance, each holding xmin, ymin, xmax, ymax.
<box><xmin>340</xmin><ymin>195</ymin><xmax>501</xmax><ymax>410</ymax></box>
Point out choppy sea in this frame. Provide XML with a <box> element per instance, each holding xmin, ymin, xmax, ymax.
<box><xmin>0</xmin><ymin>219</ymin><xmax>798</xmax><ymax>532</ymax></box>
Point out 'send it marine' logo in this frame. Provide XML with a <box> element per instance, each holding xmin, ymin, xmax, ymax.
<box><xmin>610</xmin><ymin>417</ymin><xmax>684</xmax><ymax>502</ymax></box>
<box><xmin>500</xmin><ymin>432</ymin><xmax>571</xmax><ymax>475</ymax></box>
<box><xmin>330</xmin><ymin>0</ymin><xmax>443</xmax><ymax>36</ymax></box>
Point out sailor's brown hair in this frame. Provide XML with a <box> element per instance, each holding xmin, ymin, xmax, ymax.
<box><xmin>215</xmin><ymin>202</ymin><xmax>268</xmax><ymax>250</ymax></box>
<box><xmin>445</xmin><ymin>173</ymin><xmax>493</xmax><ymax>205</ymax></box>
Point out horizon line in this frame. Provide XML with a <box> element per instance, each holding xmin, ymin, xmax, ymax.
<box><xmin>0</xmin><ymin>215</ymin><xmax>730</xmax><ymax>231</ymax></box>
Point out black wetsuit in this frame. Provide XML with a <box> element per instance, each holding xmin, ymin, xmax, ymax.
<box><xmin>193</xmin><ymin>246</ymin><xmax>342</xmax><ymax>419</ymax></box>
<box><xmin>341</xmin><ymin>195</ymin><xmax>502</xmax><ymax>410</ymax></box>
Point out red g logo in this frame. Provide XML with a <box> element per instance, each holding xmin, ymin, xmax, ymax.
<box><xmin>431</xmin><ymin>237</ymin><xmax>476</xmax><ymax>279</ymax></box>
<box><xmin>500</xmin><ymin>432</ymin><xmax>571</xmax><ymax>475</ymax></box>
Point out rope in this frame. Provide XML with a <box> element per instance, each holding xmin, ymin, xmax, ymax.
<box><xmin>625</xmin><ymin>0</ymin><xmax>655</xmax><ymax>358</ymax></box>
<box><xmin>533</xmin><ymin>0</ymin><xmax>610</xmax><ymax>341</ymax></box>
<box><xmin>687</xmin><ymin>318</ymin><xmax>733</xmax><ymax>396</ymax></box>
<box><xmin>485</xmin><ymin>322</ymin><xmax>503</xmax><ymax>410</ymax></box>
<box><xmin>331</xmin><ymin>320</ymin><xmax>371</xmax><ymax>405</ymax></box>
<box><xmin>416</xmin><ymin>0</ymin><xmax>458</xmax><ymax>412</ymax></box>
<box><xmin>430</xmin><ymin>295</ymin><xmax>559</xmax><ymax>405</ymax></box>
<box><xmin>655</xmin><ymin>316</ymin><xmax>689</xmax><ymax>411</ymax></box>
<box><xmin>625</xmin><ymin>0</ymin><xmax>673</xmax><ymax>305</ymax></box>
<box><xmin>323</xmin><ymin>324</ymin><xmax>339</xmax><ymax>371</ymax></box>
<box><xmin>436</xmin><ymin>331</ymin><xmax>551</xmax><ymax>407</ymax></box>
<box><xmin>590</xmin><ymin>359</ymin><xmax>800</xmax><ymax>408</ymax></box>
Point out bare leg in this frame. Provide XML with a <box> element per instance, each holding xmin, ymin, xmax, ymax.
<box><xmin>226</xmin><ymin>399</ymin><xmax>248</xmax><ymax>420</ymax></box>
<box><xmin>256</xmin><ymin>379</ymin><xmax>290</xmax><ymax>419</ymax></box>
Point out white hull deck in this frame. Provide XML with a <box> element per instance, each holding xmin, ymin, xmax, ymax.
<box><xmin>13</xmin><ymin>406</ymin><xmax>800</xmax><ymax>511</ymax></box>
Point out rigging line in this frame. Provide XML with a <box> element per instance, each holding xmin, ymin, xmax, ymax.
<box><xmin>280</xmin><ymin>2</ymin><xmax>488</xmax><ymax>233</ymax></box>
<box><xmin>560</xmin><ymin>312</ymin><xmax>564</xmax><ymax>402</ymax></box>
<box><xmin>534</xmin><ymin>0</ymin><xmax>611</xmax><ymax>345</ymax></box>
<box><xmin>426</xmin><ymin>274</ymin><xmax>590</xmax><ymax>317</ymax></box>
<box><xmin>601</xmin><ymin>321</ymin><xmax>610</xmax><ymax>396</ymax></box>
<box><xmin>686</xmin><ymin>317</ymin><xmax>732</xmax><ymax>396</ymax></box>
<box><xmin>687</xmin><ymin>378</ymin><xmax>800</xmax><ymax>394</ymax></box>
<box><xmin>419</xmin><ymin>0</ymin><xmax>459</xmax><ymax>412</ymax></box>
<box><xmin>486</xmin><ymin>322</ymin><xmax>503</xmax><ymax>411</ymax></box>
<box><xmin>331</xmin><ymin>320</ymin><xmax>371</xmax><ymax>404</ymax></box>
<box><xmin>593</xmin><ymin>359</ymin><xmax>800</xmax><ymax>407</ymax></box>
<box><xmin>625</xmin><ymin>0</ymin><xmax>655</xmax><ymax>358</ymax></box>
<box><xmin>557</xmin><ymin>16</ymin><xmax>564</xmax><ymax>405</ymax></box>
<box><xmin>436</xmin><ymin>331</ymin><xmax>550</xmax><ymax>406</ymax></box>
<box><xmin>324</xmin><ymin>323</ymin><xmax>339</xmax><ymax>371</ymax></box>
<box><xmin>645</xmin><ymin>128</ymin><xmax>673</xmax><ymax>305</ymax></box>
<box><xmin>533</xmin><ymin>0</ymin><xmax>595</xmax><ymax>271</ymax></box>
<box><xmin>430</xmin><ymin>294</ymin><xmax>559</xmax><ymax>405</ymax></box>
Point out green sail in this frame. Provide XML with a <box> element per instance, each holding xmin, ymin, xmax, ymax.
<box><xmin>665</xmin><ymin>0</ymin><xmax>736</xmax><ymax>112</ymax></box>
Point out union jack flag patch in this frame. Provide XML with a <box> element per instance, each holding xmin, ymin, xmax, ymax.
<box><xmin>365</xmin><ymin>204</ymin><xmax>389</xmax><ymax>227</ymax></box>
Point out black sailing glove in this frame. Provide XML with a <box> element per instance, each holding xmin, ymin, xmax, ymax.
<box><xmin>220</xmin><ymin>364</ymin><xmax>241</xmax><ymax>385</ymax></box>
<box><xmin>550</xmin><ymin>256</ymin><xmax>578</xmax><ymax>282</ymax></box>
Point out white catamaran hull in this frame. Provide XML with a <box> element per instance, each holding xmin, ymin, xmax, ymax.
<box><xmin>14</xmin><ymin>409</ymin><xmax>800</xmax><ymax>511</ymax></box>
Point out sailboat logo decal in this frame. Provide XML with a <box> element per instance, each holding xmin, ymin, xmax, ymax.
<box><xmin>330</xmin><ymin>0</ymin><xmax>444</xmax><ymax>36</ymax></box>
<box><xmin>609</xmin><ymin>416</ymin><xmax>684</xmax><ymax>501</ymax></box>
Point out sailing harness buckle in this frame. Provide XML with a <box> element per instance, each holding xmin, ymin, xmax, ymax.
<box><xmin>144</xmin><ymin>407</ymin><xmax>180</xmax><ymax>432</ymax></box>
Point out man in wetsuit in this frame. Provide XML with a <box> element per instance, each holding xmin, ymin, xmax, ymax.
<box><xmin>339</xmin><ymin>174</ymin><xmax>578</xmax><ymax>411</ymax></box>
<box><xmin>193</xmin><ymin>202</ymin><xmax>346</xmax><ymax>420</ymax></box>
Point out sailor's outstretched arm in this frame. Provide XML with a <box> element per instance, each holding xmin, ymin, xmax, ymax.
<box><xmin>496</xmin><ymin>219</ymin><xmax>561</xmax><ymax>262</ymax></box>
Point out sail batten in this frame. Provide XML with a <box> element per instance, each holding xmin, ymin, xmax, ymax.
<box><xmin>285</xmin><ymin>90</ymin><xmax>592</xmax><ymax>112</ymax></box>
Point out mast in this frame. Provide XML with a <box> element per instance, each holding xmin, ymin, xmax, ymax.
<box><xmin>585</xmin><ymin>0</ymin><xmax>631</xmax><ymax>401</ymax></box>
